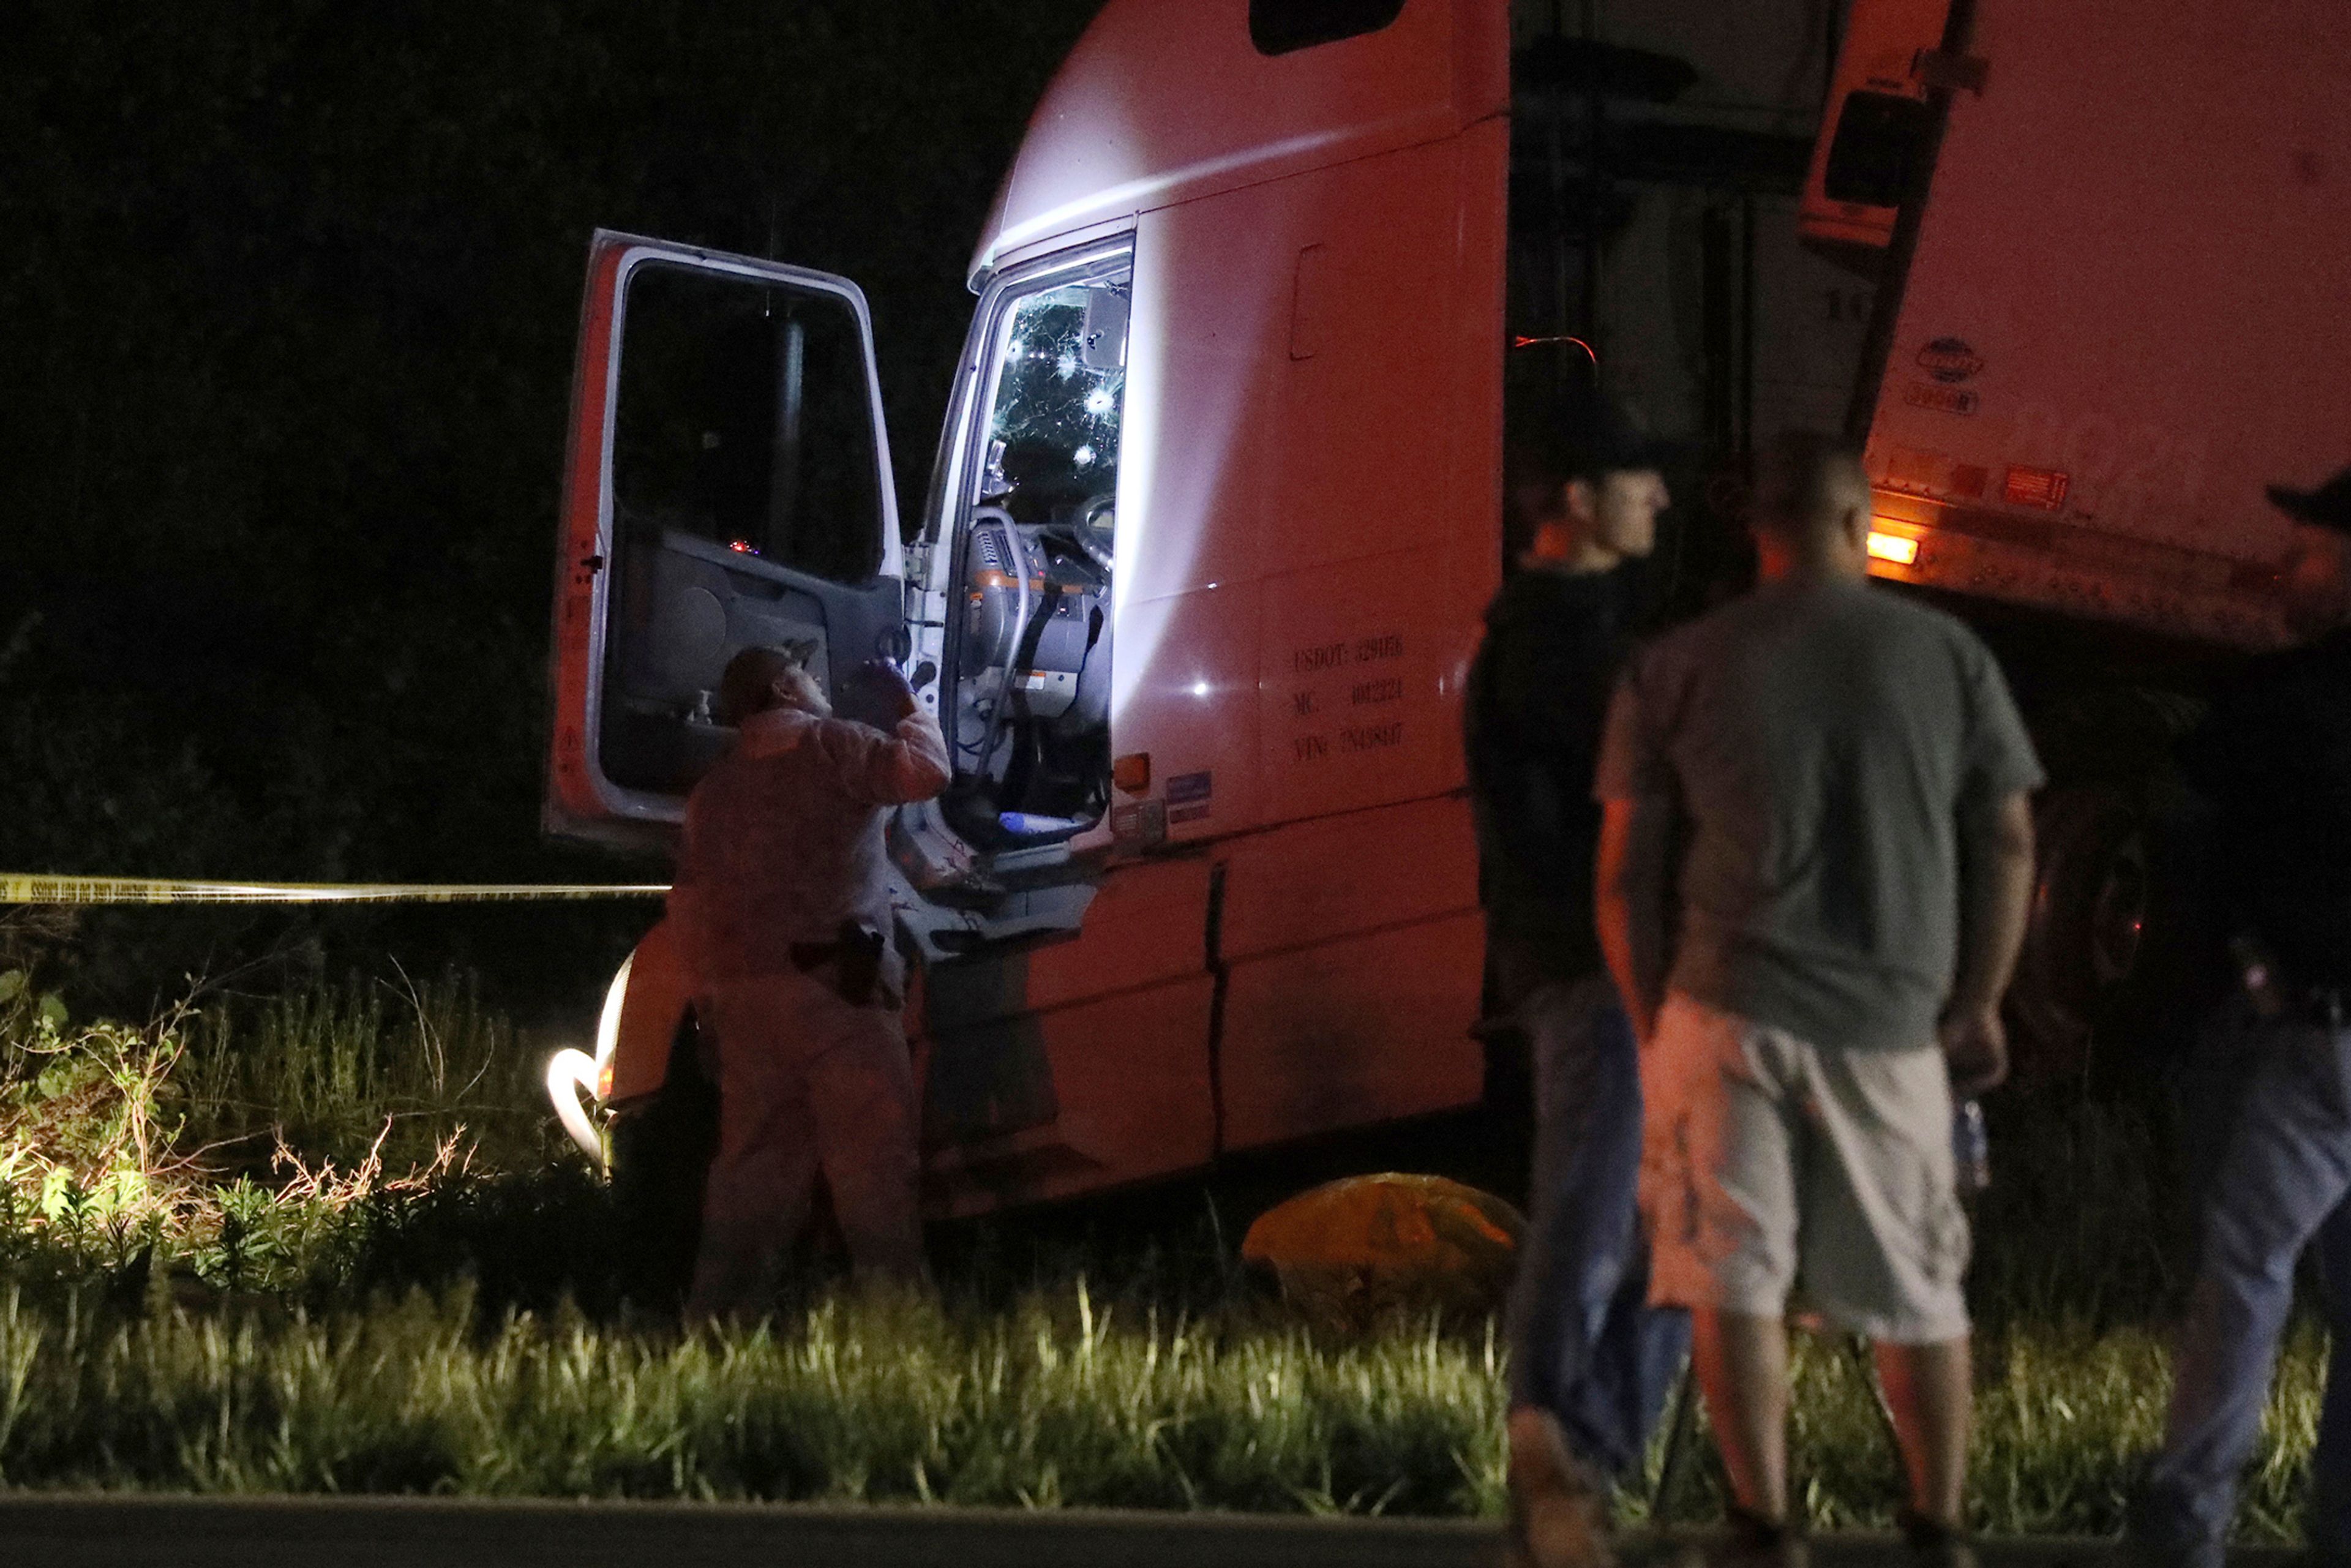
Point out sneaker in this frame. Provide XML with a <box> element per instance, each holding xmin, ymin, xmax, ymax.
<box><xmin>1505</xmin><ymin>1407</ymin><xmax>1614</xmax><ymax>1568</ymax></box>
<box><xmin>1714</xmin><ymin>1505</ymin><xmax>1807</xmax><ymax>1568</ymax></box>
<box><xmin>1896</xmin><ymin>1508</ymin><xmax>1978</xmax><ymax>1568</ymax></box>
<box><xmin>2120</xmin><ymin>1476</ymin><xmax>2225</xmax><ymax>1568</ymax></box>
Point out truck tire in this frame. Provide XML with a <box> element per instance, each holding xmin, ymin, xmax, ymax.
<box><xmin>606</xmin><ymin>1009</ymin><xmax>718</xmax><ymax>1307</ymax></box>
<box><xmin>2008</xmin><ymin>785</ymin><xmax>2151</xmax><ymax>1080</ymax></box>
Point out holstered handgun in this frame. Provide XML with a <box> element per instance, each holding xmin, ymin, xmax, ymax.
<box><xmin>790</xmin><ymin>920</ymin><xmax>889</xmax><ymax>1007</ymax></box>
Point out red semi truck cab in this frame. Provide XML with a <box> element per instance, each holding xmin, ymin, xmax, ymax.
<box><xmin>544</xmin><ymin>0</ymin><xmax>1514</xmax><ymax>1218</ymax></box>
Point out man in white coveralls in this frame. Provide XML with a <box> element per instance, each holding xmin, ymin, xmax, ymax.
<box><xmin>667</xmin><ymin>642</ymin><xmax>950</xmax><ymax>1315</ymax></box>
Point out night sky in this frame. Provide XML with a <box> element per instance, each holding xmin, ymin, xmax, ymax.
<box><xmin>2</xmin><ymin>1</ymin><xmax>1100</xmax><ymax>1006</ymax></box>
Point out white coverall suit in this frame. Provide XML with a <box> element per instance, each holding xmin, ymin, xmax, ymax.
<box><xmin>666</xmin><ymin>699</ymin><xmax>951</xmax><ymax>1312</ymax></box>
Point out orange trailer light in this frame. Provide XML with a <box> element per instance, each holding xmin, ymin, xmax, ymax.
<box><xmin>1867</xmin><ymin>530</ymin><xmax>1921</xmax><ymax>566</ymax></box>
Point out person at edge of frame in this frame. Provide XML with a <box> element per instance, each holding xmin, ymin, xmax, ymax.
<box><xmin>2124</xmin><ymin>467</ymin><xmax>2351</xmax><ymax>1568</ymax></box>
<box><xmin>1466</xmin><ymin>380</ymin><xmax>1689</xmax><ymax>1568</ymax></box>
<box><xmin>666</xmin><ymin>642</ymin><xmax>950</xmax><ymax>1320</ymax></box>
<box><xmin>1595</xmin><ymin>432</ymin><xmax>2041</xmax><ymax>1568</ymax></box>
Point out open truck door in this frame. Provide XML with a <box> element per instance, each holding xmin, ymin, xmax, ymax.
<box><xmin>546</xmin><ymin>231</ymin><xmax>911</xmax><ymax>850</ymax></box>
<box><xmin>547</xmin><ymin>228</ymin><xmax>1110</xmax><ymax>953</ymax></box>
<box><xmin>541</xmin><ymin>232</ymin><xmax>915</xmax><ymax>1288</ymax></box>
<box><xmin>541</xmin><ymin>230</ymin><xmax>1134</xmax><ymax>1235</ymax></box>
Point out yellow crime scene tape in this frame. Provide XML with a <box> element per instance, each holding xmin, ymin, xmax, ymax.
<box><xmin>1</xmin><ymin>874</ymin><xmax>669</xmax><ymax>906</ymax></box>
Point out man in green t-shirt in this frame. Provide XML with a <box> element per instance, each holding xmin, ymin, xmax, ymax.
<box><xmin>1594</xmin><ymin>433</ymin><xmax>2040</xmax><ymax>1563</ymax></box>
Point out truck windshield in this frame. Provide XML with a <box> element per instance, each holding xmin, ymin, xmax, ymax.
<box><xmin>943</xmin><ymin>257</ymin><xmax>1131</xmax><ymax>849</ymax></box>
<box><xmin>975</xmin><ymin>277</ymin><xmax>1128</xmax><ymax>530</ymax></box>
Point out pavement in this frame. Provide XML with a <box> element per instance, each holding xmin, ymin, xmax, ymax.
<box><xmin>0</xmin><ymin>1496</ymin><xmax>2304</xmax><ymax>1568</ymax></box>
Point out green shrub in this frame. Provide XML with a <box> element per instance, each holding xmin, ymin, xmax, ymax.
<box><xmin>0</xmin><ymin>973</ymin><xmax>576</xmax><ymax>1298</ymax></box>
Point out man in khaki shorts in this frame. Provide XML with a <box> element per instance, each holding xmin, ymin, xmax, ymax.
<box><xmin>1592</xmin><ymin>433</ymin><xmax>2040</xmax><ymax>1561</ymax></box>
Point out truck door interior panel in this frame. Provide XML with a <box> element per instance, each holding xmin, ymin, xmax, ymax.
<box><xmin>599</xmin><ymin>259</ymin><xmax>901</xmax><ymax>793</ymax></box>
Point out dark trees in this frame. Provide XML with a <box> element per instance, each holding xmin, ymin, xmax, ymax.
<box><xmin>0</xmin><ymin>0</ymin><xmax>1097</xmax><ymax>1003</ymax></box>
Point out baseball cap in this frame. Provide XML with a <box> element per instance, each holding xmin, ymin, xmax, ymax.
<box><xmin>1559</xmin><ymin>388</ymin><xmax>1668</xmax><ymax>480</ymax></box>
<box><xmin>1506</xmin><ymin>380</ymin><xmax>1668</xmax><ymax>489</ymax></box>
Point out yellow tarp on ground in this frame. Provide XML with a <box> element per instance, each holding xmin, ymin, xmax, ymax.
<box><xmin>1241</xmin><ymin>1172</ymin><xmax>1524</xmax><ymax>1333</ymax></box>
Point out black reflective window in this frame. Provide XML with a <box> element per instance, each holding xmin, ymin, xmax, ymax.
<box><xmin>611</xmin><ymin>262</ymin><xmax>883</xmax><ymax>586</ymax></box>
<box><xmin>1823</xmin><ymin>91</ymin><xmax>1932</xmax><ymax>209</ymax></box>
<box><xmin>1250</xmin><ymin>0</ymin><xmax>1408</xmax><ymax>57</ymax></box>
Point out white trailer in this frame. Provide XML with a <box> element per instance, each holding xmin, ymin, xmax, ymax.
<box><xmin>1802</xmin><ymin>0</ymin><xmax>2351</xmax><ymax>1058</ymax></box>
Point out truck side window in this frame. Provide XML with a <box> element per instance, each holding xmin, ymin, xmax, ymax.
<box><xmin>1250</xmin><ymin>0</ymin><xmax>1408</xmax><ymax>57</ymax></box>
<box><xmin>976</xmin><ymin>282</ymin><xmax>1127</xmax><ymax>528</ymax></box>
<box><xmin>1822</xmin><ymin>91</ymin><xmax>1932</xmax><ymax>210</ymax></box>
<box><xmin>611</xmin><ymin>262</ymin><xmax>883</xmax><ymax>587</ymax></box>
<box><xmin>943</xmin><ymin>258</ymin><xmax>1131</xmax><ymax>847</ymax></box>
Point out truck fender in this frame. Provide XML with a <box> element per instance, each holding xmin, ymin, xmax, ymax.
<box><xmin>607</xmin><ymin>917</ymin><xmax>694</xmax><ymax>1108</ymax></box>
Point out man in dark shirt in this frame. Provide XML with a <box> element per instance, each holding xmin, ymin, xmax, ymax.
<box><xmin>1466</xmin><ymin>389</ymin><xmax>1685</xmax><ymax>1568</ymax></box>
<box><xmin>2130</xmin><ymin>468</ymin><xmax>2351</xmax><ymax>1568</ymax></box>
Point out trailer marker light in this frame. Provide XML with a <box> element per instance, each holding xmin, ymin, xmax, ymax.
<box><xmin>728</xmin><ymin>538</ymin><xmax>759</xmax><ymax>555</ymax></box>
<box><xmin>1867</xmin><ymin>531</ymin><xmax>1921</xmax><ymax>566</ymax></box>
<box><xmin>2003</xmin><ymin>466</ymin><xmax>2072</xmax><ymax>510</ymax></box>
<box><xmin>1113</xmin><ymin>752</ymin><xmax>1152</xmax><ymax>793</ymax></box>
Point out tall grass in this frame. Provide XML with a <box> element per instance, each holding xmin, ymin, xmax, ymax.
<box><xmin>0</xmin><ymin>972</ymin><xmax>572</xmax><ymax>1297</ymax></box>
<box><xmin>0</xmin><ymin>975</ymin><xmax>2333</xmax><ymax>1534</ymax></box>
<box><xmin>0</xmin><ymin>1279</ymin><xmax>2322</xmax><ymax>1531</ymax></box>
<box><xmin>1968</xmin><ymin>1089</ymin><xmax>2183</xmax><ymax>1336</ymax></box>
<box><xmin>171</xmin><ymin>973</ymin><xmax>555</xmax><ymax>1176</ymax></box>
<box><xmin>0</xmin><ymin>1282</ymin><xmax>1508</xmax><ymax>1510</ymax></box>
